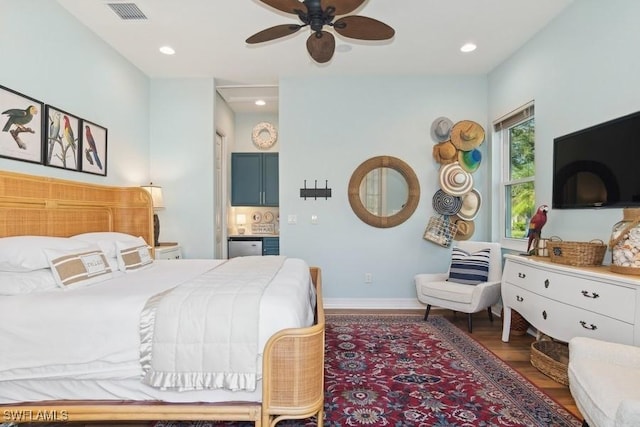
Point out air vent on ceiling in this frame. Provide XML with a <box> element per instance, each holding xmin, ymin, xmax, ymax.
<box><xmin>107</xmin><ymin>3</ymin><xmax>147</xmax><ymax>20</ymax></box>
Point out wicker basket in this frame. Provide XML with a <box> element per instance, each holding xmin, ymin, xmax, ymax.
<box><xmin>501</xmin><ymin>308</ymin><xmax>529</xmax><ymax>335</ymax></box>
<box><xmin>510</xmin><ymin>310</ymin><xmax>529</xmax><ymax>335</ymax></box>
<box><xmin>548</xmin><ymin>239</ymin><xmax>607</xmax><ymax>266</ymax></box>
<box><xmin>530</xmin><ymin>339</ymin><xmax>569</xmax><ymax>385</ymax></box>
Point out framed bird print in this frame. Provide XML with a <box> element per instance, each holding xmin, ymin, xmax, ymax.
<box><xmin>0</xmin><ymin>85</ymin><xmax>44</xmax><ymax>164</ymax></box>
<box><xmin>44</xmin><ymin>105</ymin><xmax>81</xmax><ymax>171</ymax></box>
<box><xmin>79</xmin><ymin>119</ymin><xmax>107</xmax><ymax>176</ymax></box>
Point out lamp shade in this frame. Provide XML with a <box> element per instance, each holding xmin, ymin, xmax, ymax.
<box><xmin>236</xmin><ymin>213</ymin><xmax>247</xmax><ymax>225</ymax></box>
<box><xmin>141</xmin><ymin>184</ymin><xmax>164</xmax><ymax>209</ymax></box>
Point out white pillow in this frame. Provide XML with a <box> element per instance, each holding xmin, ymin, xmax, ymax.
<box><xmin>71</xmin><ymin>232</ymin><xmax>142</xmax><ymax>259</ymax></box>
<box><xmin>116</xmin><ymin>237</ymin><xmax>154</xmax><ymax>272</ymax></box>
<box><xmin>0</xmin><ymin>269</ymin><xmax>58</xmax><ymax>295</ymax></box>
<box><xmin>0</xmin><ymin>236</ymin><xmax>90</xmax><ymax>272</ymax></box>
<box><xmin>45</xmin><ymin>247</ymin><xmax>113</xmax><ymax>288</ymax></box>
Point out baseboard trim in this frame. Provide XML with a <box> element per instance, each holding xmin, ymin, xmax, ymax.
<box><xmin>324</xmin><ymin>298</ymin><xmax>504</xmax><ymax>317</ymax></box>
<box><xmin>324</xmin><ymin>298</ymin><xmax>426</xmax><ymax>310</ymax></box>
<box><xmin>322</xmin><ymin>300</ymin><xmax>538</xmax><ymax>337</ymax></box>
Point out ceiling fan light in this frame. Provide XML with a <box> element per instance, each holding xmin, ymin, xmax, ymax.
<box><xmin>249</xmin><ymin>0</ymin><xmax>394</xmax><ymax>63</ymax></box>
<box><xmin>306</xmin><ymin>31</ymin><xmax>335</xmax><ymax>63</ymax></box>
<box><xmin>255</xmin><ymin>99</ymin><xmax>266</xmax><ymax>106</ymax></box>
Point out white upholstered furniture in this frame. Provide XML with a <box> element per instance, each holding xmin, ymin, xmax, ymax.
<box><xmin>414</xmin><ymin>241</ymin><xmax>502</xmax><ymax>332</ymax></box>
<box><xmin>569</xmin><ymin>336</ymin><xmax>640</xmax><ymax>427</ymax></box>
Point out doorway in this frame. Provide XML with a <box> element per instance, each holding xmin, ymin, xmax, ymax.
<box><xmin>214</xmin><ymin>131</ymin><xmax>226</xmax><ymax>258</ymax></box>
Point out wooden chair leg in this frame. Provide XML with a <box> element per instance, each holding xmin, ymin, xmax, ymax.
<box><xmin>423</xmin><ymin>305</ymin><xmax>431</xmax><ymax>321</ymax></box>
<box><xmin>487</xmin><ymin>307</ymin><xmax>494</xmax><ymax>322</ymax></box>
<box><xmin>467</xmin><ymin>313</ymin><xmax>473</xmax><ymax>333</ymax></box>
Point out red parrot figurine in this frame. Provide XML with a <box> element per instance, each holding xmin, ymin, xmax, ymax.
<box><xmin>527</xmin><ymin>204</ymin><xmax>549</xmax><ymax>254</ymax></box>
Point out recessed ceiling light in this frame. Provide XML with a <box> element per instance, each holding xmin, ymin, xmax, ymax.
<box><xmin>460</xmin><ymin>43</ymin><xmax>477</xmax><ymax>53</ymax></box>
<box><xmin>159</xmin><ymin>46</ymin><xmax>175</xmax><ymax>55</ymax></box>
<box><xmin>255</xmin><ymin>100</ymin><xmax>266</xmax><ymax>106</ymax></box>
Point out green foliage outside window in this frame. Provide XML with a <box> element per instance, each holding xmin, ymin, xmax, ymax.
<box><xmin>507</xmin><ymin>119</ymin><xmax>535</xmax><ymax>238</ymax></box>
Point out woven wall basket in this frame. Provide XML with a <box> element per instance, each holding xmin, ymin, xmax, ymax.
<box><xmin>423</xmin><ymin>215</ymin><xmax>457</xmax><ymax>247</ymax></box>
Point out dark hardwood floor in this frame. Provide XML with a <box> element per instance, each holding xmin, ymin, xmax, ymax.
<box><xmin>327</xmin><ymin>308</ymin><xmax>583</xmax><ymax>421</ymax></box>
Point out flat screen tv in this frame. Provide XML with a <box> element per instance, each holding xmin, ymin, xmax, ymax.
<box><xmin>552</xmin><ymin>111</ymin><xmax>640</xmax><ymax>209</ymax></box>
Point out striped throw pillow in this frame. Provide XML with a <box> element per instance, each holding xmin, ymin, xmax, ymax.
<box><xmin>116</xmin><ymin>237</ymin><xmax>153</xmax><ymax>272</ymax></box>
<box><xmin>45</xmin><ymin>247</ymin><xmax>113</xmax><ymax>288</ymax></box>
<box><xmin>448</xmin><ymin>247</ymin><xmax>490</xmax><ymax>285</ymax></box>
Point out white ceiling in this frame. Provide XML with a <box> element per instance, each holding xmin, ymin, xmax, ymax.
<box><xmin>56</xmin><ymin>0</ymin><xmax>573</xmax><ymax>113</ymax></box>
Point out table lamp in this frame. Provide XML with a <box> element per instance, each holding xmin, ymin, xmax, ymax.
<box><xmin>141</xmin><ymin>183</ymin><xmax>165</xmax><ymax>246</ymax></box>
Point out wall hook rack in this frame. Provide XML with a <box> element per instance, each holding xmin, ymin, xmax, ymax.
<box><xmin>300</xmin><ymin>179</ymin><xmax>332</xmax><ymax>200</ymax></box>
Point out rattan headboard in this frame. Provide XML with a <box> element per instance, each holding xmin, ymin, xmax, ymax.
<box><xmin>0</xmin><ymin>171</ymin><xmax>153</xmax><ymax>246</ymax></box>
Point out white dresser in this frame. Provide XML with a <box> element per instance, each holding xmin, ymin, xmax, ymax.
<box><xmin>501</xmin><ymin>254</ymin><xmax>640</xmax><ymax>345</ymax></box>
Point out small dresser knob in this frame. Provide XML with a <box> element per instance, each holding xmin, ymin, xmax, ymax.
<box><xmin>518</xmin><ymin>272</ymin><xmax>526</xmax><ymax>279</ymax></box>
<box><xmin>542</xmin><ymin>310</ymin><xmax>547</xmax><ymax>320</ymax></box>
<box><xmin>516</xmin><ymin>295</ymin><xmax>524</xmax><ymax>302</ymax></box>
<box><xmin>544</xmin><ymin>279</ymin><xmax>550</xmax><ymax>289</ymax></box>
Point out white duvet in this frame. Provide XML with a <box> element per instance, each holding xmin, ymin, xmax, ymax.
<box><xmin>141</xmin><ymin>256</ymin><xmax>287</xmax><ymax>392</ymax></box>
<box><xmin>0</xmin><ymin>257</ymin><xmax>315</xmax><ymax>398</ymax></box>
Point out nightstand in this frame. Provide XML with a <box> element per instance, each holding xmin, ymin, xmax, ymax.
<box><xmin>154</xmin><ymin>242</ymin><xmax>182</xmax><ymax>260</ymax></box>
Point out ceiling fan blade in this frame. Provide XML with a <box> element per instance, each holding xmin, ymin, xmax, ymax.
<box><xmin>246</xmin><ymin>24</ymin><xmax>303</xmax><ymax>44</ymax></box>
<box><xmin>334</xmin><ymin>16</ymin><xmax>395</xmax><ymax>40</ymax></box>
<box><xmin>259</xmin><ymin>0</ymin><xmax>305</xmax><ymax>14</ymax></box>
<box><xmin>306</xmin><ymin>31</ymin><xmax>335</xmax><ymax>63</ymax></box>
<box><xmin>321</xmin><ymin>0</ymin><xmax>366</xmax><ymax>16</ymax></box>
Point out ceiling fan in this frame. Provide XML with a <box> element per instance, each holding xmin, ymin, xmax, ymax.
<box><xmin>246</xmin><ymin>0</ymin><xmax>395</xmax><ymax>64</ymax></box>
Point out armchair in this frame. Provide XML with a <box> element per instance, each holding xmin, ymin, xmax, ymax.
<box><xmin>414</xmin><ymin>241</ymin><xmax>502</xmax><ymax>332</ymax></box>
<box><xmin>568</xmin><ymin>336</ymin><xmax>640</xmax><ymax>427</ymax></box>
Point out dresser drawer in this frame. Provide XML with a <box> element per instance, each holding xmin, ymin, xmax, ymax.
<box><xmin>503</xmin><ymin>260</ymin><xmax>636</xmax><ymax>323</ymax></box>
<box><xmin>503</xmin><ymin>282</ymin><xmax>634</xmax><ymax>345</ymax></box>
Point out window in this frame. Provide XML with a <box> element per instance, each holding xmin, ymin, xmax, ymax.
<box><xmin>494</xmin><ymin>103</ymin><xmax>535</xmax><ymax>248</ymax></box>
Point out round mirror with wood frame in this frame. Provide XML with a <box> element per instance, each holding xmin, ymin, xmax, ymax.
<box><xmin>348</xmin><ymin>155</ymin><xmax>420</xmax><ymax>228</ymax></box>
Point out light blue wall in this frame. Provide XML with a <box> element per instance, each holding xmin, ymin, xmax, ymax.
<box><xmin>149</xmin><ymin>79</ymin><xmax>216</xmax><ymax>258</ymax></box>
<box><xmin>0</xmin><ymin>0</ymin><xmax>150</xmax><ymax>185</ymax></box>
<box><xmin>4</xmin><ymin>0</ymin><xmax>638</xmax><ymax>307</ymax></box>
<box><xmin>235</xmin><ymin>113</ymin><xmax>279</xmax><ymax>153</ymax></box>
<box><xmin>488</xmin><ymin>0</ymin><xmax>640</xmax><ymax>249</ymax></box>
<box><xmin>279</xmin><ymin>75</ymin><xmax>489</xmax><ymax>304</ymax></box>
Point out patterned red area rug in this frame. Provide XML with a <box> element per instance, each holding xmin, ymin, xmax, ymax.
<box><xmin>155</xmin><ymin>315</ymin><xmax>581</xmax><ymax>427</ymax></box>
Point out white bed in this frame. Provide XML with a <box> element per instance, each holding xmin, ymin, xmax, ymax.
<box><xmin>0</xmin><ymin>171</ymin><xmax>325</xmax><ymax>427</ymax></box>
<box><xmin>0</xmin><ymin>256</ymin><xmax>315</xmax><ymax>404</ymax></box>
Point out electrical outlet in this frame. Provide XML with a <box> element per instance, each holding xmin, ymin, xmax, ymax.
<box><xmin>287</xmin><ymin>214</ymin><xmax>297</xmax><ymax>225</ymax></box>
<box><xmin>364</xmin><ymin>273</ymin><xmax>372</xmax><ymax>283</ymax></box>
